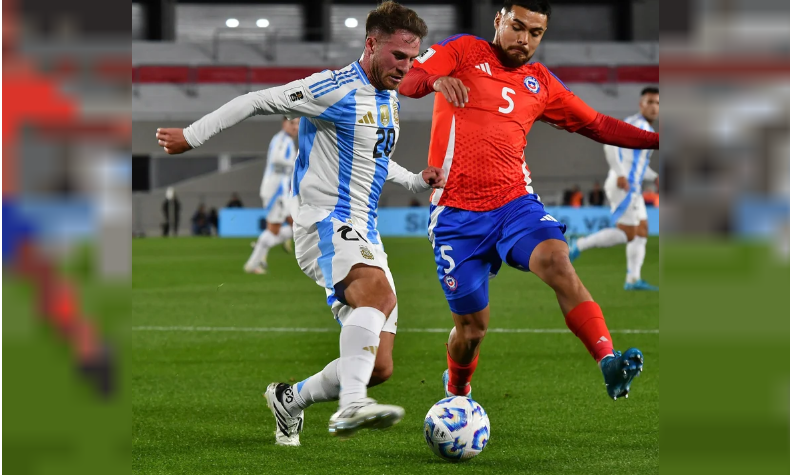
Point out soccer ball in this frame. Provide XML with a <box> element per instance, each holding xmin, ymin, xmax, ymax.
<box><xmin>423</xmin><ymin>396</ymin><xmax>490</xmax><ymax>462</ymax></box>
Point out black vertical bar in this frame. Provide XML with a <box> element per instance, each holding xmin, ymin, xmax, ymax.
<box><xmin>614</xmin><ymin>0</ymin><xmax>634</xmax><ymax>41</ymax></box>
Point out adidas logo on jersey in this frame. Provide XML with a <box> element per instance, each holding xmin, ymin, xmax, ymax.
<box><xmin>475</xmin><ymin>63</ymin><xmax>492</xmax><ymax>76</ymax></box>
<box><xmin>358</xmin><ymin>111</ymin><xmax>376</xmax><ymax>125</ymax></box>
<box><xmin>540</xmin><ymin>214</ymin><xmax>558</xmax><ymax>223</ymax></box>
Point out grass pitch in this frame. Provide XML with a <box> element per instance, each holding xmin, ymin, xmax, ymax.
<box><xmin>132</xmin><ymin>237</ymin><xmax>659</xmax><ymax>474</ymax></box>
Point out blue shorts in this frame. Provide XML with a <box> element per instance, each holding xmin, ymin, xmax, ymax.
<box><xmin>429</xmin><ymin>195</ymin><xmax>567</xmax><ymax>315</ymax></box>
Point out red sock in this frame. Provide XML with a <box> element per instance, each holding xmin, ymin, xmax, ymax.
<box><xmin>447</xmin><ymin>351</ymin><xmax>478</xmax><ymax>396</ymax></box>
<box><xmin>565</xmin><ymin>301</ymin><xmax>614</xmax><ymax>363</ymax></box>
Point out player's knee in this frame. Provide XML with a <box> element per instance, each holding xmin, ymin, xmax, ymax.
<box><xmin>458</xmin><ymin>323</ymin><xmax>487</xmax><ymax>349</ymax></box>
<box><xmin>373</xmin><ymin>288</ymin><xmax>398</xmax><ymax>317</ymax></box>
<box><xmin>534</xmin><ymin>247</ymin><xmax>572</xmax><ymax>274</ymax></box>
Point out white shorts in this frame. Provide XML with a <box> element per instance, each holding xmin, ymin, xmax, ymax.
<box><xmin>294</xmin><ymin>217</ymin><xmax>398</xmax><ymax>334</ymax></box>
<box><xmin>261</xmin><ymin>194</ymin><xmax>295</xmax><ymax>225</ymax></box>
<box><xmin>605</xmin><ymin>178</ymin><xmax>648</xmax><ymax>227</ymax></box>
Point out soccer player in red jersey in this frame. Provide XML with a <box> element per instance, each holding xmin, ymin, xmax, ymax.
<box><xmin>400</xmin><ymin>0</ymin><xmax>658</xmax><ymax>400</ymax></box>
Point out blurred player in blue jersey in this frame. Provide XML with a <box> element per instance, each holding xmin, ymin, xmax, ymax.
<box><xmin>156</xmin><ymin>1</ymin><xmax>444</xmax><ymax>444</ymax></box>
<box><xmin>570</xmin><ymin>87</ymin><xmax>660</xmax><ymax>291</ymax></box>
<box><xmin>244</xmin><ymin>117</ymin><xmax>299</xmax><ymax>274</ymax></box>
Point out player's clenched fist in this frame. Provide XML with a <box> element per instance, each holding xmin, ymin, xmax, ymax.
<box><xmin>156</xmin><ymin>128</ymin><xmax>192</xmax><ymax>155</ymax></box>
<box><xmin>616</xmin><ymin>176</ymin><xmax>630</xmax><ymax>191</ymax></box>
<box><xmin>422</xmin><ymin>166</ymin><xmax>446</xmax><ymax>189</ymax></box>
<box><xmin>433</xmin><ymin>76</ymin><xmax>470</xmax><ymax>108</ymax></box>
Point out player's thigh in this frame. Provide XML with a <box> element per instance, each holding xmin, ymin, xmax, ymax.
<box><xmin>294</xmin><ymin>218</ymin><xmax>391</xmax><ymax>310</ymax></box>
<box><xmin>497</xmin><ymin>195</ymin><xmax>567</xmax><ymax>272</ymax></box>
<box><xmin>338</xmin><ymin>264</ymin><xmax>396</xmax><ymax>315</ymax></box>
<box><xmin>430</xmin><ymin>207</ymin><xmax>499</xmax><ymax>314</ymax></box>
<box><xmin>617</xmin><ymin>223</ymin><xmax>638</xmax><ymax>241</ymax></box>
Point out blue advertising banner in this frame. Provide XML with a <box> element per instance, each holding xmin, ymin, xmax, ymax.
<box><xmin>219</xmin><ymin>206</ymin><xmax>659</xmax><ymax>238</ymax></box>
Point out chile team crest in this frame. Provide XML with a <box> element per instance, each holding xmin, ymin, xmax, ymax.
<box><xmin>524</xmin><ymin>76</ymin><xmax>540</xmax><ymax>94</ymax></box>
<box><xmin>444</xmin><ymin>275</ymin><xmax>458</xmax><ymax>292</ymax></box>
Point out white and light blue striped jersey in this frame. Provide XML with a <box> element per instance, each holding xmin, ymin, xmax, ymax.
<box><xmin>260</xmin><ymin>130</ymin><xmax>296</xmax><ymax>204</ymax></box>
<box><xmin>603</xmin><ymin>113</ymin><xmax>658</xmax><ymax>193</ymax></box>
<box><xmin>183</xmin><ymin>61</ymin><xmax>428</xmax><ymax>244</ymax></box>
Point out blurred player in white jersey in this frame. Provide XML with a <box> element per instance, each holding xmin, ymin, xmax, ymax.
<box><xmin>570</xmin><ymin>87</ymin><xmax>660</xmax><ymax>291</ymax></box>
<box><xmin>244</xmin><ymin>117</ymin><xmax>299</xmax><ymax>274</ymax></box>
<box><xmin>155</xmin><ymin>2</ymin><xmax>443</xmax><ymax>444</ymax></box>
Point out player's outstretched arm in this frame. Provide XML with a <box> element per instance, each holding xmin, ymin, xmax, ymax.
<box><xmin>576</xmin><ymin>113</ymin><xmax>659</xmax><ymax>150</ymax></box>
<box><xmin>387</xmin><ymin>160</ymin><xmax>445</xmax><ymax>192</ymax></box>
<box><xmin>156</xmin><ymin>76</ymin><xmax>323</xmax><ymax>154</ymax></box>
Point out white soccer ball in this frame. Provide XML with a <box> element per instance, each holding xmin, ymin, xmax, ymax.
<box><xmin>423</xmin><ymin>396</ymin><xmax>491</xmax><ymax>462</ymax></box>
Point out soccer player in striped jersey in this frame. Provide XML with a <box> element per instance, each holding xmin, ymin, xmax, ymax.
<box><xmin>400</xmin><ymin>0</ymin><xmax>657</xmax><ymax>403</ymax></box>
<box><xmin>156</xmin><ymin>1</ymin><xmax>444</xmax><ymax>444</ymax></box>
<box><xmin>244</xmin><ymin>117</ymin><xmax>299</xmax><ymax>275</ymax></box>
<box><xmin>569</xmin><ymin>88</ymin><xmax>660</xmax><ymax>291</ymax></box>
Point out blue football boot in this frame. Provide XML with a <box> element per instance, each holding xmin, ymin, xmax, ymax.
<box><xmin>624</xmin><ymin>280</ymin><xmax>659</xmax><ymax>291</ymax></box>
<box><xmin>600</xmin><ymin>348</ymin><xmax>644</xmax><ymax>400</ymax></box>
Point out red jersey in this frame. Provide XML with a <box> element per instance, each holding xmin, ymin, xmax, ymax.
<box><xmin>404</xmin><ymin>34</ymin><xmax>598</xmax><ymax>211</ymax></box>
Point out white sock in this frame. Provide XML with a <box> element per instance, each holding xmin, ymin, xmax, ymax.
<box><xmin>338</xmin><ymin>307</ymin><xmax>386</xmax><ymax>409</ymax></box>
<box><xmin>245</xmin><ymin>230</ymin><xmax>277</xmax><ymax>268</ymax></box>
<box><xmin>285</xmin><ymin>359</ymin><xmax>341</xmax><ymax>416</ymax></box>
<box><xmin>626</xmin><ymin>236</ymin><xmax>648</xmax><ymax>283</ymax></box>
<box><xmin>577</xmin><ymin>228</ymin><xmax>628</xmax><ymax>252</ymax></box>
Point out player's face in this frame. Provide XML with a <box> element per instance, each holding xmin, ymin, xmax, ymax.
<box><xmin>640</xmin><ymin>93</ymin><xmax>659</xmax><ymax>122</ymax></box>
<box><xmin>283</xmin><ymin>118</ymin><xmax>300</xmax><ymax>138</ymax></box>
<box><xmin>494</xmin><ymin>7</ymin><xmax>548</xmax><ymax>67</ymax></box>
<box><xmin>367</xmin><ymin>30</ymin><xmax>422</xmax><ymax>90</ymax></box>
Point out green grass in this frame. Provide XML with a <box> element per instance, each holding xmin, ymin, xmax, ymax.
<box><xmin>132</xmin><ymin>237</ymin><xmax>659</xmax><ymax>474</ymax></box>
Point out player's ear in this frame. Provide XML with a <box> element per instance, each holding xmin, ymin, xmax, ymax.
<box><xmin>365</xmin><ymin>36</ymin><xmax>377</xmax><ymax>56</ymax></box>
<box><xmin>494</xmin><ymin>11</ymin><xmax>502</xmax><ymax>30</ymax></box>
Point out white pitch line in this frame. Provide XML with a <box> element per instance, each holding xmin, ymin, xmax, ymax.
<box><xmin>132</xmin><ymin>326</ymin><xmax>658</xmax><ymax>335</ymax></box>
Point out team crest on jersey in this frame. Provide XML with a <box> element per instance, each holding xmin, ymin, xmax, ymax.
<box><xmin>391</xmin><ymin>98</ymin><xmax>400</xmax><ymax>126</ymax></box>
<box><xmin>524</xmin><ymin>76</ymin><xmax>541</xmax><ymax>94</ymax></box>
<box><xmin>444</xmin><ymin>275</ymin><xmax>458</xmax><ymax>292</ymax></box>
<box><xmin>360</xmin><ymin>246</ymin><xmax>375</xmax><ymax>260</ymax></box>
<box><xmin>379</xmin><ymin>105</ymin><xmax>390</xmax><ymax>127</ymax></box>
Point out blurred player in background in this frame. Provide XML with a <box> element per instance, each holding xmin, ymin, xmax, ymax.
<box><xmin>569</xmin><ymin>87</ymin><xmax>660</xmax><ymax>291</ymax></box>
<box><xmin>400</xmin><ymin>0</ymin><xmax>657</xmax><ymax>402</ymax></box>
<box><xmin>244</xmin><ymin>117</ymin><xmax>300</xmax><ymax>274</ymax></box>
<box><xmin>157</xmin><ymin>1</ymin><xmax>444</xmax><ymax>444</ymax></box>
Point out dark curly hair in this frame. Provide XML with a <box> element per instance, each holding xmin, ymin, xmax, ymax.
<box><xmin>366</xmin><ymin>1</ymin><xmax>428</xmax><ymax>40</ymax></box>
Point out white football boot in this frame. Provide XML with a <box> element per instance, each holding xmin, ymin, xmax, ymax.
<box><xmin>328</xmin><ymin>398</ymin><xmax>404</xmax><ymax>439</ymax></box>
<box><xmin>263</xmin><ymin>383</ymin><xmax>303</xmax><ymax>446</ymax></box>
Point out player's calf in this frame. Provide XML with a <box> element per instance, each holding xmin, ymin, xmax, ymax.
<box><xmin>445</xmin><ymin>307</ymin><xmax>489</xmax><ymax>398</ymax></box>
<box><xmin>369</xmin><ymin>332</ymin><xmax>395</xmax><ymax>387</ymax></box>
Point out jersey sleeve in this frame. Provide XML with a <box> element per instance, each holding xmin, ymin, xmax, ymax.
<box><xmin>411</xmin><ymin>35</ymin><xmax>472</xmax><ymax>77</ymax></box>
<box><xmin>386</xmin><ymin>159</ymin><xmax>430</xmax><ymax>193</ymax></box>
<box><xmin>183</xmin><ymin>71</ymin><xmax>335</xmax><ymax>149</ymax></box>
<box><xmin>538</xmin><ymin>66</ymin><xmax>598</xmax><ymax>133</ymax></box>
